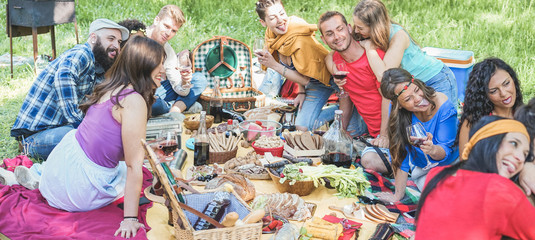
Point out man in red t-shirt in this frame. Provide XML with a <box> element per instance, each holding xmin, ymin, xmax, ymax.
<box><xmin>319</xmin><ymin>11</ymin><xmax>391</xmax><ymax>173</ymax></box>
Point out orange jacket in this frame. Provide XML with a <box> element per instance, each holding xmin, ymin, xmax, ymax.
<box><xmin>265</xmin><ymin>16</ymin><xmax>331</xmax><ymax>86</ymax></box>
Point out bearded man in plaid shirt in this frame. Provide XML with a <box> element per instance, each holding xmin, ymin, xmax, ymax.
<box><xmin>10</xmin><ymin>19</ymin><xmax>129</xmax><ymax>160</ymax></box>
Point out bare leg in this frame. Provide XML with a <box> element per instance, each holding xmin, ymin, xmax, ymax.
<box><xmin>361</xmin><ymin>152</ymin><xmax>388</xmax><ymax>173</ymax></box>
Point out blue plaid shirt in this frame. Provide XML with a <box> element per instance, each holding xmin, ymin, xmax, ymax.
<box><xmin>11</xmin><ymin>43</ymin><xmax>105</xmax><ymax>138</ymax></box>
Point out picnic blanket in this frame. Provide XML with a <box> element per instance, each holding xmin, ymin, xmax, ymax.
<box><xmin>363</xmin><ymin>169</ymin><xmax>419</xmax><ymax>239</ymax></box>
<box><xmin>0</xmin><ymin>167</ymin><xmax>154</xmax><ymax>240</ymax></box>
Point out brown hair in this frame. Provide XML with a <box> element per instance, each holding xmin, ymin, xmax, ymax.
<box><xmin>318</xmin><ymin>11</ymin><xmax>348</xmax><ymax>34</ymax></box>
<box><xmin>255</xmin><ymin>0</ymin><xmax>283</xmax><ymax>20</ymax></box>
<box><xmin>80</xmin><ymin>36</ymin><xmax>165</xmax><ymax>119</ymax></box>
<box><xmin>157</xmin><ymin>5</ymin><xmax>186</xmax><ymax>26</ymax></box>
<box><xmin>353</xmin><ymin>0</ymin><xmax>391</xmax><ymax>50</ymax></box>
<box><xmin>380</xmin><ymin>68</ymin><xmax>436</xmax><ymax>172</ymax></box>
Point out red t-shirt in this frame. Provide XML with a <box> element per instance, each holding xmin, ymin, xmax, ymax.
<box><xmin>416</xmin><ymin>167</ymin><xmax>535</xmax><ymax>239</ymax></box>
<box><xmin>332</xmin><ymin>49</ymin><xmax>386</xmax><ymax>137</ymax></box>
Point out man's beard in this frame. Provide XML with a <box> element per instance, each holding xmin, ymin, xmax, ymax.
<box><xmin>92</xmin><ymin>37</ymin><xmax>118</xmax><ymax>71</ymax></box>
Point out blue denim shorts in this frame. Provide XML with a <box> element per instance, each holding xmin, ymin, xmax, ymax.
<box><xmin>425</xmin><ymin>65</ymin><xmax>457</xmax><ymax>105</ymax></box>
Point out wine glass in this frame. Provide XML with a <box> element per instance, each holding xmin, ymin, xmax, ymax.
<box><xmin>158</xmin><ymin>130</ymin><xmax>179</xmax><ymax>162</ymax></box>
<box><xmin>406</xmin><ymin>122</ymin><xmax>438</xmax><ymax>170</ymax></box>
<box><xmin>332</xmin><ymin>60</ymin><xmax>349</xmax><ymax>98</ymax></box>
<box><xmin>253</xmin><ymin>38</ymin><xmax>266</xmax><ymax>55</ymax></box>
<box><xmin>253</xmin><ymin>38</ymin><xmax>267</xmax><ymax>74</ymax></box>
<box><xmin>312</xmin><ymin>119</ymin><xmax>329</xmax><ymax>136</ymax></box>
<box><xmin>178</xmin><ymin>53</ymin><xmax>193</xmax><ymax>89</ymax></box>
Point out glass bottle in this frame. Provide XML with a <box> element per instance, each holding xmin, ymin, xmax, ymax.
<box><xmin>209</xmin><ymin>76</ymin><xmax>223</xmax><ymax>123</ymax></box>
<box><xmin>321</xmin><ymin>110</ymin><xmax>354</xmax><ymax>168</ymax></box>
<box><xmin>194</xmin><ymin>111</ymin><xmax>210</xmax><ymax>166</ymax></box>
<box><xmin>192</xmin><ymin>191</ymin><xmax>231</xmax><ymax>230</ymax></box>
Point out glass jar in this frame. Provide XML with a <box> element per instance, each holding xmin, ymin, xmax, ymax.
<box><xmin>321</xmin><ymin>110</ymin><xmax>354</xmax><ymax>168</ymax></box>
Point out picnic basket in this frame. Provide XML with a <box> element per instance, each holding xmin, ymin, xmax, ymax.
<box><xmin>141</xmin><ymin>140</ymin><xmax>262</xmax><ymax>240</ymax></box>
<box><xmin>192</xmin><ymin>36</ymin><xmax>265</xmax><ymax>113</ymax></box>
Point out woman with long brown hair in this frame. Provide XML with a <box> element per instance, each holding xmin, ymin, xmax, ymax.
<box><xmin>352</xmin><ymin>0</ymin><xmax>457</xmax><ymax>104</ymax></box>
<box><xmin>377</xmin><ymin>68</ymin><xmax>458</xmax><ymax>202</ymax></box>
<box><xmin>36</xmin><ymin>35</ymin><xmax>165</xmax><ymax>238</ymax></box>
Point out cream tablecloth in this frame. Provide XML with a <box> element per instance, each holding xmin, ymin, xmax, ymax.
<box><xmin>146</xmin><ymin>126</ymin><xmax>379</xmax><ymax>240</ymax></box>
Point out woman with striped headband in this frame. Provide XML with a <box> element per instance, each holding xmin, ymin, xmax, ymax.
<box><xmin>375</xmin><ymin>68</ymin><xmax>458</xmax><ymax>203</ymax></box>
<box><xmin>415</xmin><ymin>116</ymin><xmax>535</xmax><ymax>239</ymax></box>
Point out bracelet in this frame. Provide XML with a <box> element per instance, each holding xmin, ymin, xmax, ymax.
<box><xmin>124</xmin><ymin>216</ymin><xmax>139</xmax><ymax>220</ymax></box>
<box><xmin>282</xmin><ymin>67</ymin><xmax>288</xmax><ymax>77</ymax></box>
<box><xmin>297</xmin><ymin>92</ymin><xmax>306</xmax><ymax>95</ymax></box>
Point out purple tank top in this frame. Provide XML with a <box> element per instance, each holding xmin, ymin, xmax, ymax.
<box><xmin>75</xmin><ymin>89</ymin><xmax>139</xmax><ymax>168</ymax></box>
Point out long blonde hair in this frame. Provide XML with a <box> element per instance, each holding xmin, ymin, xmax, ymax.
<box><xmin>353</xmin><ymin>0</ymin><xmax>391</xmax><ymax>51</ymax></box>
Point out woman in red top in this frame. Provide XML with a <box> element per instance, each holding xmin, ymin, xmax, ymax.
<box><xmin>415</xmin><ymin>116</ymin><xmax>535</xmax><ymax>239</ymax></box>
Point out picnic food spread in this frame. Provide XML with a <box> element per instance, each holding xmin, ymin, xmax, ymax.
<box><xmin>144</xmin><ymin>111</ymin><xmax>413</xmax><ymax>240</ymax></box>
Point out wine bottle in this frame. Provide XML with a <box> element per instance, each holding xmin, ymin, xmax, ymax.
<box><xmin>194</xmin><ymin>111</ymin><xmax>210</xmax><ymax>166</ymax></box>
<box><xmin>209</xmin><ymin>77</ymin><xmax>223</xmax><ymax>123</ymax></box>
<box><xmin>192</xmin><ymin>191</ymin><xmax>231</xmax><ymax>230</ymax></box>
<box><xmin>221</xmin><ymin>108</ymin><xmax>245</xmax><ymax>122</ymax></box>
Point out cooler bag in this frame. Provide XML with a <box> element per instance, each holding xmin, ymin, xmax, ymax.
<box><xmin>192</xmin><ymin>36</ymin><xmax>265</xmax><ymax>113</ymax></box>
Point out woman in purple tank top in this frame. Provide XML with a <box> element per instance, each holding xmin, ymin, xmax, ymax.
<box><xmin>37</xmin><ymin>35</ymin><xmax>166</xmax><ymax>238</ymax></box>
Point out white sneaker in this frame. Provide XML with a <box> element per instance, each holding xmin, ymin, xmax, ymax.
<box><xmin>0</xmin><ymin>168</ymin><xmax>18</xmax><ymax>186</ymax></box>
<box><xmin>184</xmin><ymin>102</ymin><xmax>203</xmax><ymax>114</ymax></box>
<box><xmin>14</xmin><ymin>166</ymin><xmax>39</xmax><ymax>190</ymax></box>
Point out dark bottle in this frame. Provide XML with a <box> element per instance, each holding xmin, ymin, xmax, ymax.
<box><xmin>321</xmin><ymin>110</ymin><xmax>354</xmax><ymax>168</ymax></box>
<box><xmin>221</xmin><ymin>109</ymin><xmax>245</xmax><ymax>122</ymax></box>
<box><xmin>192</xmin><ymin>191</ymin><xmax>231</xmax><ymax>230</ymax></box>
<box><xmin>209</xmin><ymin>76</ymin><xmax>223</xmax><ymax>123</ymax></box>
<box><xmin>194</xmin><ymin>111</ymin><xmax>210</xmax><ymax>166</ymax></box>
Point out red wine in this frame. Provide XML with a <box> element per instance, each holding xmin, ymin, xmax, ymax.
<box><xmin>313</xmin><ymin>130</ymin><xmax>326</xmax><ymax>136</ymax></box>
<box><xmin>333</xmin><ymin>73</ymin><xmax>348</xmax><ymax>80</ymax></box>
<box><xmin>322</xmin><ymin>152</ymin><xmax>352</xmax><ymax>168</ymax></box>
<box><xmin>194</xmin><ymin>142</ymin><xmax>210</xmax><ymax>166</ymax></box>
<box><xmin>282</xmin><ymin>125</ymin><xmax>296</xmax><ymax>131</ymax></box>
<box><xmin>161</xmin><ymin>142</ymin><xmax>178</xmax><ymax>155</ymax></box>
<box><xmin>210</xmin><ymin>106</ymin><xmax>223</xmax><ymax>123</ymax></box>
<box><xmin>411</xmin><ymin>138</ymin><xmax>426</xmax><ymax>148</ymax></box>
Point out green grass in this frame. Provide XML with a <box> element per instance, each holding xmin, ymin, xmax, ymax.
<box><xmin>0</xmin><ymin>0</ymin><xmax>533</xmax><ymax>159</ymax></box>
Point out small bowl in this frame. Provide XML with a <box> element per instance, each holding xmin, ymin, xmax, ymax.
<box><xmin>239</xmin><ymin>120</ymin><xmax>282</xmax><ymax>145</ymax></box>
<box><xmin>183</xmin><ymin>115</ymin><xmax>214</xmax><ymax>130</ymax></box>
<box><xmin>252</xmin><ymin>141</ymin><xmax>284</xmax><ymax>157</ymax></box>
<box><xmin>268</xmin><ymin>169</ymin><xmax>316</xmax><ymax>196</ymax></box>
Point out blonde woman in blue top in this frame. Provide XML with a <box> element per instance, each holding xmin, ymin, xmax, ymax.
<box><xmin>352</xmin><ymin>0</ymin><xmax>457</xmax><ymax>104</ymax></box>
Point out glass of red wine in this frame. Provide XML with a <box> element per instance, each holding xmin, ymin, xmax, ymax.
<box><xmin>406</xmin><ymin>122</ymin><xmax>438</xmax><ymax>170</ymax></box>
<box><xmin>312</xmin><ymin>119</ymin><xmax>329</xmax><ymax>136</ymax></box>
<box><xmin>332</xmin><ymin>60</ymin><xmax>349</xmax><ymax>98</ymax></box>
<box><xmin>158</xmin><ymin>130</ymin><xmax>179</xmax><ymax>162</ymax></box>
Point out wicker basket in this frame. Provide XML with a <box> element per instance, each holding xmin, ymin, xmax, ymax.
<box><xmin>268</xmin><ymin>169</ymin><xmax>317</xmax><ymax>196</ymax></box>
<box><xmin>184</xmin><ymin>115</ymin><xmax>215</xmax><ymax>131</ymax></box>
<box><xmin>208</xmin><ymin>147</ymin><xmax>238</xmax><ymax>164</ymax></box>
<box><xmin>141</xmin><ymin>139</ymin><xmax>262</xmax><ymax>240</ymax></box>
<box><xmin>172</xmin><ymin>191</ymin><xmax>263</xmax><ymax>240</ymax></box>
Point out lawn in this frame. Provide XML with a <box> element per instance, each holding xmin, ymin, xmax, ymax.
<box><xmin>0</xmin><ymin>0</ymin><xmax>533</xmax><ymax>159</ymax></box>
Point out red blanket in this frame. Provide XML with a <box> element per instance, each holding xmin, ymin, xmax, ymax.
<box><xmin>0</xmin><ymin>167</ymin><xmax>153</xmax><ymax>240</ymax></box>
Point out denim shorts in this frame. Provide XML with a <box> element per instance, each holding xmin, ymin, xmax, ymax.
<box><xmin>425</xmin><ymin>65</ymin><xmax>457</xmax><ymax>105</ymax></box>
<box><xmin>361</xmin><ymin>145</ymin><xmax>391</xmax><ymax>160</ymax></box>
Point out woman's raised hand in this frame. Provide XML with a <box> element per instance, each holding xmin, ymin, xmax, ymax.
<box><xmin>419</xmin><ymin>133</ymin><xmax>435</xmax><ymax>155</ymax></box>
<box><xmin>255</xmin><ymin>51</ymin><xmax>276</xmax><ymax>69</ymax></box>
